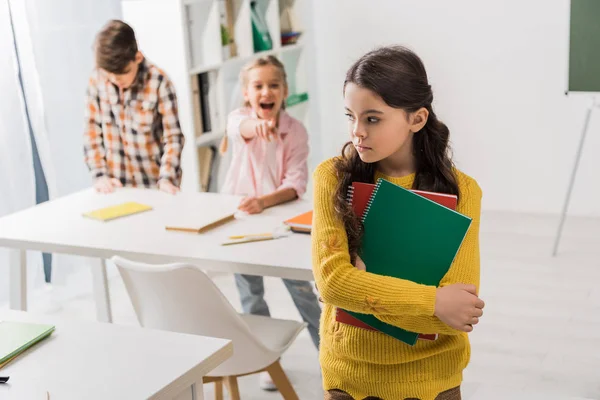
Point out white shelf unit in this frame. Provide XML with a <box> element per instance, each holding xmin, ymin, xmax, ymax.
<box><xmin>122</xmin><ymin>0</ymin><xmax>313</xmax><ymax>193</ymax></box>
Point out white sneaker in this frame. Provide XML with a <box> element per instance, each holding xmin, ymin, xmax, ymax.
<box><xmin>31</xmin><ymin>283</ymin><xmax>63</xmax><ymax>314</ymax></box>
<box><xmin>259</xmin><ymin>371</ymin><xmax>277</xmax><ymax>391</ymax></box>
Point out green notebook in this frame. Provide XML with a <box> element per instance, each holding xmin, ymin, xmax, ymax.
<box><xmin>0</xmin><ymin>321</ymin><xmax>55</xmax><ymax>367</ymax></box>
<box><xmin>344</xmin><ymin>179</ymin><xmax>472</xmax><ymax>345</ymax></box>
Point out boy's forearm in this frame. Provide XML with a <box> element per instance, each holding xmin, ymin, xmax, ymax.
<box><xmin>260</xmin><ymin>188</ymin><xmax>297</xmax><ymax>209</ymax></box>
<box><xmin>158</xmin><ymin>139</ymin><xmax>184</xmax><ymax>186</ymax></box>
<box><xmin>83</xmin><ymin>129</ymin><xmax>107</xmax><ymax>178</ymax></box>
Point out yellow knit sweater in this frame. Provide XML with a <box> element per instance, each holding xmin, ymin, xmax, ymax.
<box><xmin>312</xmin><ymin>158</ymin><xmax>482</xmax><ymax>400</ymax></box>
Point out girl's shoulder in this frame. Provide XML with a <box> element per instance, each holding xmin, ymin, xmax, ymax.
<box><xmin>313</xmin><ymin>157</ymin><xmax>340</xmax><ymax>182</ymax></box>
<box><xmin>228</xmin><ymin>107</ymin><xmax>253</xmax><ymax>119</ymax></box>
<box><xmin>454</xmin><ymin>169</ymin><xmax>482</xmax><ymax>199</ymax></box>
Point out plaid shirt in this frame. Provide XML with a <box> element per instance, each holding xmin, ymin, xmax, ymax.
<box><xmin>84</xmin><ymin>58</ymin><xmax>185</xmax><ymax>187</ymax></box>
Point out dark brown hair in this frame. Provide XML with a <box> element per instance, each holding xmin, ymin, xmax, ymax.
<box><xmin>335</xmin><ymin>45</ymin><xmax>459</xmax><ymax>261</ymax></box>
<box><xmin>95</xmin><ymin>20</ymin><xmax>138</xmax><ymax>74</ymax></box>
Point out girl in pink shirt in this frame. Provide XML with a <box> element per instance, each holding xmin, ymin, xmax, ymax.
<box><xmin>220</xmin><ymin>55</ymin><xmax>321</xmax><ymax>391</ymax></box>
<box><xmin>221</xmin><ymin>59</ymin><xmax>309</xmax><ymax>212</ymax></box>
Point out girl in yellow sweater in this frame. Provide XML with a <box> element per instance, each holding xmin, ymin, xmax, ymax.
<box><xmin>312</xmin><ymin>46</ymin><xmax>485</xmax><ymax>400</ymax></box>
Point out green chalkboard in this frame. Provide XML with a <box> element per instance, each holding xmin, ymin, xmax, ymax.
<box><xmin>568</xmin><ymin>0</ymin><xmax>600</xmax><ymax>92</ymax></box>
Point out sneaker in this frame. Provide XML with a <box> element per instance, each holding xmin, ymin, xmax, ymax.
<box><xmin>31</xmin><ymin>283</ymin><xmax>63</xmax><ymax>314</ymax></box>
<box><xmin>259</xmin><ymin>371</ymin><xmax>277</xmax><ymax>391</ymax></box>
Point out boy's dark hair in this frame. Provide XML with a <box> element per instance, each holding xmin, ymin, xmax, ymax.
<box><xmin>95</xmin><ymin>20</ymin><xmax>138</xmax><ymax>74</ymax></box>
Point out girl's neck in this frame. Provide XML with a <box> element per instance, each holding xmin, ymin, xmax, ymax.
<box><xmin>376</xmin><ymin>142</ymin><xmax>416</xmax><ymax>178</ymax></box>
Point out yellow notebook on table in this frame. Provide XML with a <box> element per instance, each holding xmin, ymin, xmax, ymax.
<box><xmin>83</xmin><ymin>202</ymin><xmax>152</xmax><ymax>222</ymax></box>
<box><xmin>0</xmin><ymin>321</ymin><xmax>55</xmax><ymax>369</ymax></box>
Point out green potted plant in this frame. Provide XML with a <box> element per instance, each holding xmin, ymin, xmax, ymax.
<box><xmin>221</xmin><ymin>23</ymin><xmax>233</xmax><ymax>60</ymax></box>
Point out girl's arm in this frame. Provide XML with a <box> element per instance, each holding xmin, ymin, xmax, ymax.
<box><xmin>239</xmin><ymin>118</ymin><xmax>276</xmax><ymax>141</ymax></box>
<box><xmin>260</xmin><ymin>188</ymin><xmax>297</xmax><ymax>208</ymax></box>
<box><xmin>374</xmin><ymin>177</ymin><xmax>482</xmax><ymax>335</ymax></box>
<box><xmin>239</xmin><ymin>188</ymin><xmax>297</xmax><ymax>214</ymax></box>
<box><xmin>242</xmin><ymin>120</ymin><xmax>309</xmax><ymax>213</ymax></box>
<box><xmin>312</xmin><ymin>160</ymin><xmax>438</xmax><ymax>317</ymax></box>
<box><xmin>226</xmin><ymin>108</ymin><xmax>274</xmax><ymax>142</ymax></box>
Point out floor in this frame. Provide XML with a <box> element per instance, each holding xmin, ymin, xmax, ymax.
<box><xmin>11</xmin><ymin>210</ymin><xmax>600</xmax><ymax>400</ymax></box>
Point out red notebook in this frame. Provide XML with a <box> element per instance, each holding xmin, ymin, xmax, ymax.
<box><xmin>335</xmin><ymin>181</ymin><xmax>458</xmax><ymax>340</ymax></box>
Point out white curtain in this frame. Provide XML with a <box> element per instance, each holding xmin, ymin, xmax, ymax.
<box><xmin>1</xmin><ymin>0</ymin><xmax>122</xmax><ymax>305</ymax></box>
<box><xmin>0</xmin><ymin>0</ymin><xmax>40</xmax><ymax>306</ymax></box>
<box><xmin>19</xmin><ymin>0</ymin><xmax>122</xmax><ymax>295</ymax></box>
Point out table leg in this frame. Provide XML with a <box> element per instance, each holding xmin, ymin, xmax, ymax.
<box><xmin>90</xmin><ymin>258</ymin><xmax>113</xmax><ymax>323</ymax></box>
<box><xmin>9</xmin><ymin>249</ymin><xmax>27</xmax><ymax>310</ymax></box>
<box><xmin>173</xmin><ymin>383</ymin><xmax>203</xmax><ymax>400</ymax></box>
<box><xmin>192</xmin><ymin>383</ymin><xmax>204</xmax><ymax>400</ymax></box>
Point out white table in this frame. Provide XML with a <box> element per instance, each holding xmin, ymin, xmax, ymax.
<box><xmin>0</xmin><ymin>310</ymin><xmax>232</xmax><ymax>400</ymax></box>
<box><xmin>0</xmin><ymin>188</ymin><xmax>314</xmax><ymax>322</ymax></box>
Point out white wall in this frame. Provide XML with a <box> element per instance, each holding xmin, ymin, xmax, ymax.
<box><xmin>310</xmin><ymin>0</ymin><xmax>600</xmax><ymax>217</ymax></box>
<box><xmin>25</xmin><ymin>0</ymin><xmax>122</xmax><ymax>197</ymax></box>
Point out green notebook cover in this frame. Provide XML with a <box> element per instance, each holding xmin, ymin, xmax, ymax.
<box><xmin>0</xmin><ymin>321</ymin><xmax>55</xmax><ymax>366</ymax></box>
<box><xmin>250</xmin><ymin>1</ymin><xmax>273</xmax><ymax>52</ymax></box>
<box><xmin>344</xmin><ymin>179</ymin><xmax>472</xmax><ymax>345</ymax></box>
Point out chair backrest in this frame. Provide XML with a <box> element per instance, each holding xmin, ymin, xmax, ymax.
<box><xmin>112</xmin><ymin>256</ymin><xmax>279</xmax><ymax>375</ymax></box>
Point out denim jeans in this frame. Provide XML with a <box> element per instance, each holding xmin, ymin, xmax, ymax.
<box><xmin>234</xmin><ymin>273</ymin><xmax>321</xmax><ymax>348</ymax></box>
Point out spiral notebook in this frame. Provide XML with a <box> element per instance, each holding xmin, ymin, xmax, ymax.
<box><xmin>340</xmin><ymin>179</ymin><xmax>471</xmax><ymax>345</ymax></box>
<box><xmin>336</xmin><ymin>181</ymin><xmax>457</xmax><ymax>341</ymax></box>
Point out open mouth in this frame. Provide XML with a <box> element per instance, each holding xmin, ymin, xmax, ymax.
<box><xmin>260</xmin><ymin>102</ymin><xmax>275</xmax><ymax>110</ymax></box>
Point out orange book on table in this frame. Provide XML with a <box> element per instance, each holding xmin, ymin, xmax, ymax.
<box><xmin>284</xmin><ymin>210</ymin><xmax>313</xmax><ymax>233</ymax></box>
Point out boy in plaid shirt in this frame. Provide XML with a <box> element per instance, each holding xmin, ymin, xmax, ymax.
<box><xmin>84</xmin><ymin>20</ymin><xmax>185</xmax><ymax>194</ymax></box>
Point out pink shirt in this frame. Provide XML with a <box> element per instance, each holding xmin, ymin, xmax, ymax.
<box><xmin>221</xmin><ymin>107</ymin><xmax>309</xmax><ymax>198</ymax></box>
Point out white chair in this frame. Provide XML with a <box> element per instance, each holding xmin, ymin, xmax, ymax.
<box><xmin>111</xmin><ymin>256</ymin><xmax>306</xmax><ymax>400</ymax></box>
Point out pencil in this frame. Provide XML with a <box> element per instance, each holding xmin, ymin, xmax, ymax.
<box><xmin>221</xmin><ymin>236</ymin><xmax>275</xmax><ymax>246</ymax></box>
<box><xmin>228</xmin><ymin>232</ymin><xmax>272</xmax><ymax>239</ymax></box>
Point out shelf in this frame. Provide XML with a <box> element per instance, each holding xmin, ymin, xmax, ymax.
<box><xmin>189</xmin><ymin>61</ymin><xmax>224</xmax><ymax>75</ymax></box>
<box><xmin>287</xmin><ymin>99</ymin><xmax>309</xmax><ymax>110</ymax></box>
<box><xmin>286</xmin><ymin>92</ymin><xmax>308</xmax><ymax>107</ymax></box>
<box><xmin>182</xmin><ymin>0</ymin><xmax>214</xmax><ymax>5</ymax></box>
<box><xmin>279</xmin><ymin>42</ymin><xmax>304</xmax><ymax>54</ymax></box>
<box><xmin>189</xmin><ymin>42</ymin><xmax>304</xmax><ymax>75</ymax></box>
<box><xmin>196</xmin><ymin>131</ymin><xmax>226</xmax><ymax>147</ymax></box>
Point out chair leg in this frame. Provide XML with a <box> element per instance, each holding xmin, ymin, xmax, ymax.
<box><xmin>265</xmin><ymin>361</ymin><xmax>299</xmax><ymax>400</ymax></box>
<box><xmin>224</xmin><ymin>376</ymin><xmax>240</xmax><ymax>400</ymax></box>
<box><xmin>214</xmin><ymin>379</ymin><xmax>224</xmax><ymax>400</ymax></box>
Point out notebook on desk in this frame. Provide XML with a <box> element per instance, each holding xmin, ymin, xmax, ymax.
<box><xmin>0</xmin><ymin>321</ymin><xmax>55</xmax><ymax>369</ymax></box>
<box><xmin>83</xmin><ymin>202</ymin><xmax>152</xmax><ymax>222</ymax></box>
<box><xmin>284</xmin><ymin>210</ymin><xmax>312</xmax><ymax>233</ymax></box>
